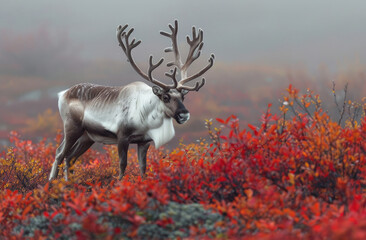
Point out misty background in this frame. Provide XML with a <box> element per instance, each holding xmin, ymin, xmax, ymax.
<box><xmin>1</xmin><ymin>1</ymin><xmax>366</xmax><ymax>147</ymax></box>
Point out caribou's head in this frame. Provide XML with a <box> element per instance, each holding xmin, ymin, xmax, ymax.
<box><xmin>116</xmin><ymin>20</ymin><xmax>214</xmax><ymax>125</ymax></box>
<box><xmin>152</xmin><ymin>87</ymin><xmax>189</xmax><ymax>124</ymax></box>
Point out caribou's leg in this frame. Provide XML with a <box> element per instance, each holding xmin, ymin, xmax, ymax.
<box><xmin>137</xmin><ymin>142</ymin><xmax>150</xmax><ymax>178</ymax></box>
<box><xmin>117</xmin><ymin>139</ymin><xmax>129</xmax><ymax>180</ymax></box>
<box><xmin>49</xmin><ymin>139</ymin><xmax>65</xmax><ymax>180</ymax></box>
<box><xmin>64</xmin><ymin>133</ymin><xmax>94</xmax><ymax>181</ymax></box>
<box><xmin>49</xmin><ymin>125</ymin><xmax>84</xmax><ymax>181</ymax></box>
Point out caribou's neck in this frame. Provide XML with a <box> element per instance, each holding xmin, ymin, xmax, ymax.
<box><xmin>133</xmin><ymin>83</ymin><xmax>175</xmax><ymax>148</ymax></box>
<box><xmin>147</xmin><ymin>117</ymin><xmax>175</xmax><ymax>148</ymax></box>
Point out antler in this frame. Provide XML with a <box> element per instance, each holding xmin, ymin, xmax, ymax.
<box><xmin>161</xmin><ymin>20</ymin><xmax>183</xmax><ymax>70</ymax></box>
<box><xmin>117</xmin><ymin>21</ymin><xmax>214</xmax><ymax>93</ymax></box>
<box><xmin>160</xmin><ymin>20</ymin><xmax>215</xmax><ymax>92</ymax></box>
<box><xmin>116</xmin><ymin>25</ymin><xmax>178</xmax><ymax>90</ymax></box>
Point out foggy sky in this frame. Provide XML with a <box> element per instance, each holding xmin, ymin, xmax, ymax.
<box><xmin>1</xmin><ymin>0</ymin><xmax>366</xmax><ymax>72</ymax></box>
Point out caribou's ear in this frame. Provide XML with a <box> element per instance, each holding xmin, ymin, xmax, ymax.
<box><xmin>152</xmin><ymin>86</ymin><xmax>163</xmax><ymax>96</ymax></box>
<box><xmin>181</xmin><ymin>89</ymin><xmax>189</xmax><ymax>96</ymax></box>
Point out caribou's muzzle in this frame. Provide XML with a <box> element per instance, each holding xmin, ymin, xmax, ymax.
<box><xmin>175</xmin><ymin>112</ymin><xmax>190</xmax><ymax>124</ymax></box>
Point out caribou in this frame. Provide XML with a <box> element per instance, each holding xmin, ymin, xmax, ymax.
<box><xmin>49</xmin><ymin>20</ymin><xmax>214</xmax><ymax>181</ymax></box>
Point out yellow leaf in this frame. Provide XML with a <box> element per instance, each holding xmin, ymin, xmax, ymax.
<box><xmin>288</xmin><ymin>173</ymin><xmax>295</xmax><ymax>185</ymax></box>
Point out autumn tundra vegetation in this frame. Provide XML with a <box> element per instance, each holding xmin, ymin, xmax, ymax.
<box><xmin>2</xmin><ymin>21</ymin><xmax>366</xmax><ymax>239</ymax></box>
<box><xmin>0</xmin><ymin>83</ymin><xmax>366</xmax><ymax>239</ymax></box>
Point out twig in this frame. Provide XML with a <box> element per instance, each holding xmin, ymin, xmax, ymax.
<box><xmin>332</xmin><ymin>81</ymin><xmax>348</xmax><ymax>125</ymax></box>
<box><xmin>332</xmin><ymin>81</ymin><xmax>342</xmax><ymax>114</ymax></box>
<box><xmin>338</xmin><ymin>83</ymin><xmax>348</xmax><ymax>125</ymax></box>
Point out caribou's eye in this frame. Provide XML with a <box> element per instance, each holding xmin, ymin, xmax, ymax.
<box><xmin>162</xmin><ymin>94</ymin><xmax>170</xmax><ymax>103</ymax></box>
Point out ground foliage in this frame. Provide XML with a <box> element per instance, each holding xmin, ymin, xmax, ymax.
<box><xmin>1</xmin><ymin>85</ymin><xmax>366</xmax><ymax>239</ymax></box>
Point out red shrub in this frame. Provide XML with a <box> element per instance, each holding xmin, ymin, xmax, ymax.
<box><xmin>1</xmin><ymin>85</ymin><xmax>366</xmax><ymax>239</ymax></box>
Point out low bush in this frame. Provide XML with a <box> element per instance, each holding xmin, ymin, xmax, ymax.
<box><xmin>1</xmin><ymin>85</ymin><xmax>366</xmax><ymax>239</ymax></box>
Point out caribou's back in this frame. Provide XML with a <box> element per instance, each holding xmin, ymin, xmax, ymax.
<box><xmin>63</xmin><ymin>83</ymin><xmax>122</xmax><ymax>104</ymax></box>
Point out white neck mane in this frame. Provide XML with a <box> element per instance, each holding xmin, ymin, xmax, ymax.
<box><xmin>147</xmin><ymin>117</ymin><xmax>175</xmax><ymax>148</ymax></box>
<box><xmin>127</xmin><ymin>82</ymin><xmax>176</xmax><ymax>148</ymax></box>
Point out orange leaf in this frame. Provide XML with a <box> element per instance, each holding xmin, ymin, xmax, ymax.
<box><xmin>44</xmin><ymin>182</ymin><xmax>49</xmax><ymax>193</ymax></box>
<box><xmin>22</xmin><ymin>204</ymin><xmax>33</xmax><ymax>218</ymax></box>
<box><xmin>311</xmin><ymin>202</ymin><xmax>320</xmax><ymax>216</ymax></box>
<box><xmin>283</xmin><ymin>208</ymin><xmax>296</xmax><ymax>218</ymax></box>
<box><xmin>244</xmin><ymin>189</ymin><xmax>253</xmax><ymax>199</ymax></box>
<box><xmin>25</xmin><ymin>191</ymin><xmax>32</xmax><ymax>200</ymax></box>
